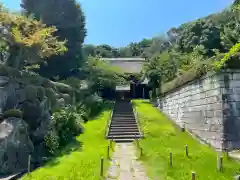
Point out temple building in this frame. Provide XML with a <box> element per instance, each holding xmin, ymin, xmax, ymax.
<box><xmin>101</xmin><ymin>57</ymin><xmax>151</xmax><ymax>100</ymax></box>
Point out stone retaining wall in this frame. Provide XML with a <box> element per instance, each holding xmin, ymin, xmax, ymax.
<box><xmin>158</xmin><ymin>70</ymin><xmax>240</xmax><ymax>151</ymax></box>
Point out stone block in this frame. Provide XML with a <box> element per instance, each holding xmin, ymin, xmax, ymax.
<box><xmin>232</xmin><ymin>73</ymin><xmax>240</xmax><ymax>80</ymax></box>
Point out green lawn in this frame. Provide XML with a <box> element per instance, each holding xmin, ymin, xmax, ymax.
<box><xmin>22</xmin><ymin>110</ymin><xmax>113</xmax><ymax>180</ymax></box>
<box><xmin>133</xmin><ymin>100</ymin><xmax>240</xmax><ymax>180</ymax></box>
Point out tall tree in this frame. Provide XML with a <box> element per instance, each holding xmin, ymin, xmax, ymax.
<box><xmin>21</xmin><ymin>0</ymin><xmax>86</xmax><ymax>79</ymax></box>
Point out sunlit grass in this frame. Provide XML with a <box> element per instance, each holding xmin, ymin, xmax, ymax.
<box><xmin>133</xmin><ymin>100</ymin><xmax>240</xmax><ymax>180</ymax></box>
<box><xmin>22</xmin><ymin>110</ymin><xmax>113</xmax><ymax>180</ymax></box>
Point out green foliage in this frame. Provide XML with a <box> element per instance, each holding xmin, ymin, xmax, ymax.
<box><xmin>3</xmin><ymin>109</ymin><xmax>23</xmax><ymax>119</ymax></box>
<box><xmin>124</xmin><ymin>72</ymin><xmax>143</xmax><ymax>83</ymax></box>
<box><xmin>83</xmin><ymin>57</ymin><xmax>126</xmax><ymax>93</ymax></box>
<box><xmin>60</xmin><ymin>77</ymin><xmax>82</xmax><ymax>90</ymax></box>
<box><xmin>215</xmin><ymin>43</ymin><xmax>240</xmax><ymax>71</ymax></box>
<box><xmin>21</xmin><ymin>0</ymin><xmax>87</xmax><ymax>79</ymax></box>
<box><xmin>52</xmin><ymin>105</ymin><xmax>83</xmax><ymax>146</ymax></box>
<box><xmin>176</xmin><ymin>19</ymin><xmax>222</xmax><ymax>55</ymax></box>
<box><xmin>61</xmin><ymin>94</ymin><xmax>71</xmax><ymax>104</ymax></box>
<box><xmin>44</xmin><ymin>130</ymin><xmax>60</xmax><ymax>154</ymax></box>
<box><xmin>83</xmin><ymin>35</ymin><xmax>170</xmax><ymax>59</ymax></box>
<box><xmin>82</xmin><ymin>94</ymin><xmax>104</xmax><ymax>118</ymax></box>
<box><xmin>0</xmin><ymin>4</ymin><xmax>67</xmax><ymax>69</ymax></box>
<box><xmin>161</xmin><ymin>59</ymin><xmax>214</xmax><ymax>95</ymax></box>
<box><xmin>45</xmin><ymin>88</ymin><xmax>57</xmax><ymax>108</ymax></box>
<box><xmin>25</xmin><ymin>85</ymin><xmax>38</xmax><ymax>100</ymax></box>
<box><xmin>22</xmin><ymin>110</ymin><xmax>112</xmax><ymax>180</ymax></box>
<box><xmin>36</xmin><ymin>86</ymin><xmax>45</xmax><ymax>101</ymax></box>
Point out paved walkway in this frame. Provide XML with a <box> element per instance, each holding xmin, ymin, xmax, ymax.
<box><xmin>106</xmin><ymin>143</ymin><xmax>149</xmax><ymax>180</ymax></box>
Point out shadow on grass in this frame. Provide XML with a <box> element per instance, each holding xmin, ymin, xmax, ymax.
<box><xmin>44</xmin><ymin>138</ymin><xmax>83</xmax><ymax>168</ymax></box>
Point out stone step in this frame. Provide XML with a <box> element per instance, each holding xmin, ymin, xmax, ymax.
<box><xmin>110</xmin><ymin>124</ymin><xmax>138</xmax><ymax>127</ymax></box>
<box><xmin>110</xmin><ymin>126</ymin><xmax>139</xmax><ymax>129</ymax></box>
<box><xmin>112</xmin><ymin>119</ymin><xmax>135</xmax><ymax>122</ymax></box>
<box><xmin>111</xmin><ymin>119</ymin><xmax>136</xmax><ymax>121</ymax></box>
<box><xmin>112</xmin><ymin>115</ymin><xmax>134</xmax><ymax>117</ymax></box>
<box><xmin>113</xmin><ymin>139</ymin><xmax>136</xmax><ymax>143</ymax></box>
<box><xmin>110</xmin><ymin>124</ymin><xmax>137</xmax><ymax>127</ymax></box>
<box><xmin>111</xmin><ymin>121</ymin><xmax>137</xmax><ymax>124</ymax></box>
<box><xmin>112</xmin><ymin>118</ymin><xmax>135</xmax><ymax>121</ymax></box>
<box><xmin>113</xmin><ymin>114</ymin><xmax>133</xmax><ymax>116</ymax></box>
<box><xmin>107</xmin><ymin>134</ymin><xmax>143</xmax><ymax>139</ymax></box>
<box><xmin>112</xmin><ymin>117</ymin><xmax>135</xmax><ymax>119</ymax></box>
<box><xmin>109</xmin><ymin>130</ymin><xmax>139</xmax><ymax>134</ymax></box>
<box><xmin>108</xmin><ymin>131</ymin><xmax>140</xmax><ymax>136</ymax></box>
<box><xmin>109</xmin><ymin>128</ymin><xmax>139</xmax><ymax>132</ymax></box>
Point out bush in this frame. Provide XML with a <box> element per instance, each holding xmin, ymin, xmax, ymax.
<box><xmin>61</xmin><ymin>94</ymin><xmax>71</xmax><ymax>104</ymax></box>
<box><xmin>25</xmin><ymin>85</ymin><xmax>38</xmax><ymax>100</ymax></box>
<box><xmin>3</xmin><ymin>109</ymin><xmax>23</xmax><ymax>119</ymax></box>
<box><xmin>44</xmin><ymin>130</ymin><xmax>60</xmax><ymax>154</ymax></box>
<box><xmin>84</xmin><ymin>94</ymin><xmax>104</xmax><ymax>117</ymax></box>
<box><xmin>45</xmin><ymin>88</ymin><xmax>57</xmax><ymax>108</ymax></box>
<box><xmin>161</xmin><ymin>59</ymin><xmax>214</xmax><ymax>95</ymax></box>
<box><xmin>52</xmin><ymin>106</ymin><xmax>83</xmax><ymax>145</ymax></box>
<box><xmin>37</xmin><ymin>86</ymin><xmax>46</xmax><ymax>101</ymax></box>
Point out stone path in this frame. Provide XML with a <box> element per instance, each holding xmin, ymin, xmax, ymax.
<box><xmin>106</xmin><ymin>143</ymin><xmax>149</xmax><ymax>180</ymax></box>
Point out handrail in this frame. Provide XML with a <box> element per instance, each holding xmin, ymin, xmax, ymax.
<box><xmin>104</xmin><ymin>101</ymin><xmax>115</xmax><ymax>138</ymax></box>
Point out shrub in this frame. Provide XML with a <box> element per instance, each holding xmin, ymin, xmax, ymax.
<box><xmin>25</xmin><ymin>85</ymin><xmax>37</xmax><ymax>100</ymax></box>
<box><xmin>45</xmin><ymin>88</ymin><xmax>57</xmax><ymax>108</ymax></box>
<box><xmin>84</xmin><ymin>94</ymin><xmax>104</xmax><ymax>117</ymax></box>
<box><xmin>52</xmin><ymin>106</ymin><xmax>83</xmax><ymax>145</ymax></box>
<box><xmin>61</xmin><ymin>94</ymin><xmax>71</xmax><ymax>104</ymax></box>
<box><xmin>54</xmin><ymin>82</ymin><xmax>74</xmax><ymax>95</ymax></box>
<box><xmin>44</xmin><ymin>130</ymin><xmax>60</xmax><ymax>154</ymax></box>
<box><xmin>37</xmin><ymin>86</ymin><xmax>46</xmax><ymax>101</ymax></box>
<box><xmin>3</xmin><ymin>109</ymin><xmax>23</xmax><ymax>119</ymax></box>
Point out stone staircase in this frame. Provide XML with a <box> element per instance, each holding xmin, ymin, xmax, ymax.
<box><xmin>107</xmin><ymin>100</ymin><xmax>143</xmax><ymax>142</ymax></box>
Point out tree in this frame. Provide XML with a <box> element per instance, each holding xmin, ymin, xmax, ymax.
<box><xmin>83</xmin><ymin>57</ymin><xmax>126</xmax><ymax>93</ymax></box>
<box><xmin>83</xmin><ymin>44</ymin><xmax>97</xmax><ymax>58</ymax></box>
<box><xmin>21</xmin><ymin>0</ymin><xmax>86</xmax><ymax>79</ymax></box>
<box><xmin>176</xmin><ymin>19</ymin><xmax>222</xmax><ymax>56</ymax></box>
<box><xmin>0</xmin><ymin>4</ymin><xmax>67</xmax><ymax>69</ymax></box>
<box><xmin>143</xmin><ymin>56</ymin><xmax>162</xmax><ymax>98</ymax></box>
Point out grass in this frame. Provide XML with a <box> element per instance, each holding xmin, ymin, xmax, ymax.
<box><xmin>133</xmin><ymin>99</ymin><xmax>240</xmax><ymax>180</ymax></box>
<box><xmin>22</xmin><ymin>109</ymin><xmax>113</xmax><ymax>180</ymax></box>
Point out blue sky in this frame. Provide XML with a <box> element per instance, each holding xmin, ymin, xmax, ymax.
<box><xmin>2</xmin><ymin>0</ymin><xmax>233</xmax><ymax>47</ymax></box>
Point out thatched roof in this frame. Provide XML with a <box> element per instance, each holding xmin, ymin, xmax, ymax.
<box><xmin>101</xmin><ymin>57</ymin><xmax>146</xmax><ymax>73</ymax></box>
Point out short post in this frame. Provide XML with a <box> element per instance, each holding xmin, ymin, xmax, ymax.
<box><xmin>169</xmin><ymin>152</ymin><xmax>173</xmax><ymax>167</ymax></box>
<box><xmin>226</xmin><ymin>148</ymin><xmax>229</xmax><ymax>159</ymax></box>
<box><xmin>192</xmin><ymin>172</ymin><xmax>196</xmax><ymax>180</ymax></box>
<box><xmin>100</xmin><ymin>157</ymin><xmax>104</xmax><ymax>177</ymax></box>
<box><xmin>217</xmin><ymin>154</ymin><xmax>223</xmax><ymax>172</ymax></box>
<box><xmin>111</xmin><ymin>136</ymin><xmax>114</xmax><ymax>149</ymax></box>
<box><xmin>181</xmin><ymin>123</ymin><xmax>185</xmax><ymax>132</ymax></box>
<box><xmin>107</xmin><ymin>146</ymin><xmax>110</xmax><ymax>159</ymax></box>
<box><xmin>28</xmin><ymin>154</ymin><xmax>31</xmax><ymax>173</ymax></box>
<box><xmin>185</xmin><ymin>145</ymin><xmax>189</xmax><ymax>157</ymax></box>
<box><xmin>140</xmin><ymin>147</ymin><xmax>143</xmax><ymax>157</ymax></box>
